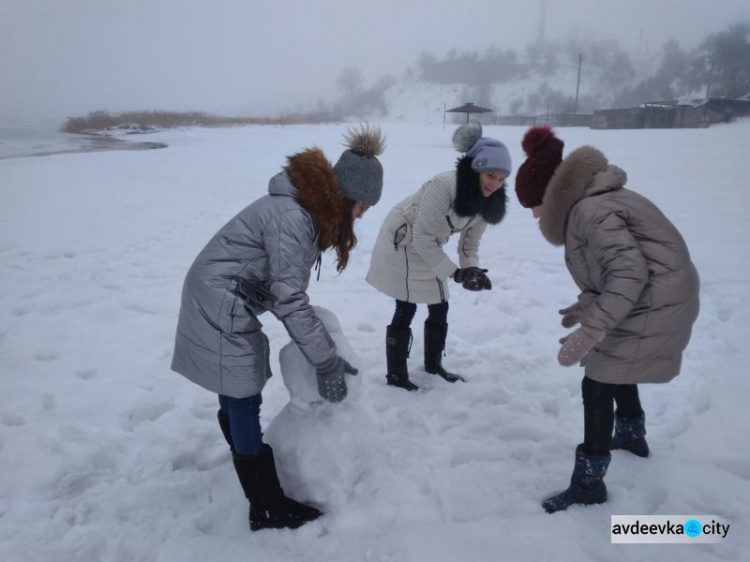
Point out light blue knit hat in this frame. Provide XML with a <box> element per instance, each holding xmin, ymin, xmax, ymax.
<box><xmin>453</xmin><ymin>122</ymin><xmax>512</xmax><ymax>175</ymax></box>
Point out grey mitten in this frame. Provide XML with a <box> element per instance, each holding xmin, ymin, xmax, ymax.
<box><xmin>558</xmin><ymin>302</ymin><xmax>583</xmax><ymax>328</ymax></box>
<box><xmin>558</xmin><ymin>325</ymin><xmax>606</xmax><ymax>367</ymax></box>
<box><xmin>315</xmin><ymin>355</ymin><xmax>358</xmax><ymax>403</ymax></box>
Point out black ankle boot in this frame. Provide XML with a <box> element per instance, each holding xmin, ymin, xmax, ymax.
<box><xmin>611</xmin><ymin>413</ymin><xmax>649</xmax><ymax>458</ymax></box>
<box><xmin>424</xmin><ymin>322</ymin><xmax>464</xmax><ymax>383</ymax></box>
<box><xmin>232</xmin><ymin>444</ymin><xmax>322</xmax><ymax>531</ymax></box>
<box><xmin>385</xmin><ymin>325</ymin><xmax>419</xmax><ymax>391</ymax></box>
<box><xmin>542</xmin><ymin>445</ymin><xmax>611</xmax><ymax>514</ymax></box>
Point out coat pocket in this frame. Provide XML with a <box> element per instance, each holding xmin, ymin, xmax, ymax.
<box><xmin>237</xmin><ymin>278</ymin><xmax>275</xmax><ymax>310</ymax></box>
<box><xmin>393</xmin><ymin>223</ymin><xmax>411</xmax><ymax>250</ymax></box>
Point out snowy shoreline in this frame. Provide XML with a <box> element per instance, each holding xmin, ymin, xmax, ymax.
<box><xmin>0</xmin><ymin>133</ymin><xmax>167</xmax><ymax>161</ymax></box>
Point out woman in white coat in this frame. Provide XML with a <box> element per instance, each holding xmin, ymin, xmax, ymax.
<box><xmin>366</xmin><ymin>123</ymin><xmax>511</xmax><ymax>390</ymax></box>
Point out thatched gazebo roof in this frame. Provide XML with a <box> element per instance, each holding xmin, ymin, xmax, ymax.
<box><xmin>445</xmin><ymin>102</ymin><xmax>493</xmax><ymax>123</ymax></box>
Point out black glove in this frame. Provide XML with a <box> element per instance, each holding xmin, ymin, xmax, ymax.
<box><xmin>453</xmin><ymin>267</ymin><xmax>492</xmax><ymax>291</ymax></box>
<box><xmin>315</xmin><ymin>355</ymin><xmax>358</xmax><ymax>403</ymax></box>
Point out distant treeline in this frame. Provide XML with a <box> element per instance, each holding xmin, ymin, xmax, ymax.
<box><xmin>63</xmin><ymin>21</ymin><xmax>749</xmax><ymax>129</ymax></box>
<box><xmin>61</xmin><ymin>109</ymin><xmax>339</xmax><ymax>134</ymax></box>
<box><xmin>407</xmin><ymin>20</ymin><xmax>750</xmax><ymax>115</ymax></box>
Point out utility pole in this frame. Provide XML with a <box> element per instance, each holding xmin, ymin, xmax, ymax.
<box><xmin>536</xmin><ymin>0</ymin><xmax>548</xmax><ymax>46</ymax></box>
<box><xmin>574</xmin><ymin>53</ymin><xmax>583</xmax><ymax>113</ymax></box>
<box><xmin>706</xmin><ymin>61</ymin><xmax>715</xmax><ymax>99</ymax></box>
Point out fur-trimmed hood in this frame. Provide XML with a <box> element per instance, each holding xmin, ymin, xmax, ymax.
<box><xmin>538</xmin><ymin>146</ymin><xmax>627</xmax><ymax>245</ymax></box>
<box><xmin>283</xmin><ymin>147</ymin><xmax>344</xmax><ymax>251</ymax></box>
<box><xmin>454</xmin><ymin>155</ymin><xmax>507</xmax><ymax>225</ymax></box>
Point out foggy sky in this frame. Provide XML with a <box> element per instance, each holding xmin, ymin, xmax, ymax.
<box><xmin>1</xmin><ymin>0</ymin><xmax>749</xmax><ymax>122</ymax></box>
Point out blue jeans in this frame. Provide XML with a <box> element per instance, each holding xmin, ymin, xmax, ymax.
<box><xmin>218</xmin><ymin>394</ymin><xmax>263</xmax><ymax>456</ymax></box>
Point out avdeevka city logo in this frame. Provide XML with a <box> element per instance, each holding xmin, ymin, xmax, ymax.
<box><xmin>685</xmin><ymin>519</ymin><xmax>702</xmax><ymax>538</ymax></box>
<box><xmin>610</xmin><ymin>515</ymin><xmax>730</xmax><ymax>543</ymax></box>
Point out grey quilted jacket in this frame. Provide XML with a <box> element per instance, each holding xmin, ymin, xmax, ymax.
<box><xmin>171</xmin><ymin>167</ymin><xmax>336</xmax><ymax>398</ymax></box>
<box><xmin>539</xmin><ymin>145</ymin><xmax>700</xmax><ymax>384</ymax></box>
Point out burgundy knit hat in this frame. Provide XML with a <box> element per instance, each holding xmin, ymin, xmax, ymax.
<box><xmin>515</xmin><ymin>125</ymin><xmax>564</xmax><ymax>208</ymax></box>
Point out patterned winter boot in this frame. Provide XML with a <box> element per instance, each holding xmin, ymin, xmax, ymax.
<box><xmin>385</xmin><ymin>325</ymin><xmax>419</xmax><ymax>391</ymax></box>
<box><xmin>424</xmin><ymin>322</ymin><xmax>465</xmax><ymax>383</ymax></box>
<box><xmin>610</xmin><ymin>412</ymin><xmax>649</xmax><ymax>458</ymax></box>
<box><xmin>542</xmin><ymin>444</ymin><xmax>611</xmax><ymax>514</ymax></box>
<box><xmin>232</xmin><ymin>444</ymin><xmax>322</xmax><ymax>531</ymax></box>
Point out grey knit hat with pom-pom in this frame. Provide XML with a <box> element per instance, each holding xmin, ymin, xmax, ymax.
<box><xmin>333</xmin><ymin>125</ymin><xmax>386</xmax><ymax>206</ymax></box>
<box><xmin>452</xmin><ymin>122</ymin><xmax>512</xmax><ymax>175</ymax></box>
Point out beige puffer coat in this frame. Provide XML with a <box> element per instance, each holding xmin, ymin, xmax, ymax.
<box><xmin>539</xmin><ymin>146</ymin><xmax>700</xmax><ymax>384</ymax></box>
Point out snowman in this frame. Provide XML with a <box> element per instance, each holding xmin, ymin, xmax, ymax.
<box><xmin>265</xmin><ymin>306</ymin><xmax>381</xmax><ymax>511</ymax></box>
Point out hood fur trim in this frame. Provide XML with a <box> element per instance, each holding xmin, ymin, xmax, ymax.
<box><xmin>482</xmin><ymin>186</ymin><xmax>507</xmax><ymax>225</ymax></box>
<box><xmin>454</xmin><ymin>156</ymin><xmax>507</xmax><ymax>224</ymax></box>
<box><xmin>454</xmin><ymin>156</ymin><xmax>484</xmax><ymax>217</ymax></box>
<box><xmin>538</xmin><ymin>146</ymin><xmax>609</xmax><ymax>246</ymax></box>
<box><xmin>285</xmin><ymin>148</ymin><xmax>344</xmax><ymax>251</ymax></box>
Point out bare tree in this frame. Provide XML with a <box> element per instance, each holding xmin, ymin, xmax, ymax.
<box><xmin>337</xmin><ymin>66</ymin><xmax>364</xmax><ymax>115</ymax></box>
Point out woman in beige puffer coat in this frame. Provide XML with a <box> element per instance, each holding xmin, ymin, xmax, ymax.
<box><xmin>515</xmin><ymin>125</ymin><xmax>699</xmax><ymax>514</ymax></box>
<box><xmin>367</xmin><ymin>123</ymin><xmax>511</xmax><ymax>391</ymax></box>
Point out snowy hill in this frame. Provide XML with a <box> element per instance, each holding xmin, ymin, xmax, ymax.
<box><xmin>378</xmin><ymin>45</ymin><xmax>666</xmax><ymax>124</ymax></box>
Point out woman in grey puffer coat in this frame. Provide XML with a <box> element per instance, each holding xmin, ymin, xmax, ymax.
<box><xmin>171</xmin><ymin>126</ymin><xmax>385</xmax><ymax>531</ymax></box>
<box><xmin>515</xmin><ymin>125</ymin><xmax>700</xmax><ymax>514</ymax></box>
<box><xmin>366</xmin><ymin>123</ymin><xmax>511</xmax><ymax>391</ymax></box>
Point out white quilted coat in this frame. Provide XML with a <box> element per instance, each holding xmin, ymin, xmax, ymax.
<box><xmin>366</xmin><ymin>171</ymin><xmax>488</xmax><ymax>304</ymax></box>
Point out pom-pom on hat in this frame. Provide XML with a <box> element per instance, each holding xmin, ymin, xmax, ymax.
<box><xmin>453</xmin><ymin>122</ymin><xmax>512</xmax><ymax>175</ymax></box>
<box><xmin>333</xmin><ymin>124</ymin><xmax>386</xmax><ymax>207</ymax></box>
<box><xmin>515</xmin><ymin>125</ymin><xmax>564</xmax><ymax>208</ymax></box>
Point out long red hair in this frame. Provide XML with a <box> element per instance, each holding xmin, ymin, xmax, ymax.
<box><xmin>333</xmin><ymin>199</ymin><xmax>358</xmax><ymax>272</ymax></box>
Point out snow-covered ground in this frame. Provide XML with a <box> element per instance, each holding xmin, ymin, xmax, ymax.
<box><xmin>1</xmin><ymin>120</ymin><xmax>748</xmax><ymax>561</ymax></box>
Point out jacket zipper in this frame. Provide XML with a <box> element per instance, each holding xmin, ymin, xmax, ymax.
<box><xmin>437</xmin><ymin>277</ymin><xmax>445</xmax><ymax>301</ymax></box>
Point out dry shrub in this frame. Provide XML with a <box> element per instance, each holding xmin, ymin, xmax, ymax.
<box><xmin>61</xmin><ymin>109</ymin><xmax>343</xmax><ymax>133</ymax></box>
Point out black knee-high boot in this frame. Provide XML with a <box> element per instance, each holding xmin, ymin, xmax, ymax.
<box><xmin>232</xmin><ymin>444</ymin><xmax>322</xmax><ymax>531</ymax></box>
<box><xmin>385</xmin><ymin>325</ymin><xmax>419</xmax><ymax>391</ymax></box>
<box><xmin>424</xmin><ymin>322</ymin><xmax>464</xmax><ymax>383</ymax></box>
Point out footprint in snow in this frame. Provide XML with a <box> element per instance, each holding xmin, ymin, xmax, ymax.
<box><xmin>121</xmin><ymin>302</ymin><xmax>158</xmax><ymax>315</ymax></box>
<box><xmin>121</xmin><ymin>401</ymin><xmax>175</xmax><ymax>432</ymax></box>
<box><xmin>715</xmin><ymin>458</ymin><xmax>750</xmax><ymax>481</ymax></box>
<box><xmin>75</xmin><ymin>369</ymin><xmax>98</xmax><ymax>381</ymax></box>
<box><xmin>1</xmin><ymin>413</ymin><xmax>25</xmax><ymax>427</ymax></box>
<box><xmin>10</xmin><ymin>305</ymin><xmax>33</xmax><ymax>317</ymax></box>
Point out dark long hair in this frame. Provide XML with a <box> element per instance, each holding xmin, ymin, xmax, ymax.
<box><xmin>454</xmin><ymin>155</ymin><xmax>507</xmax><ymax>225</ymax></box>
